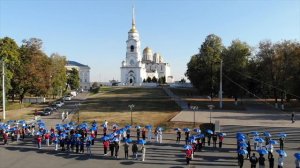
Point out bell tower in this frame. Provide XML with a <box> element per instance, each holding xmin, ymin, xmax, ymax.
<box><xmin>126</xmin><ymin>6</ymin><xmax>141</xmax><ymax>66</ymax></box>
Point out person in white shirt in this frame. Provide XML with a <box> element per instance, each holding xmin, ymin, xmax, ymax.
<box><xmin>104</xmin><ymin>120</ymin><xmax>108</xmax><ymax>128</ymax></box>
<box><xmin>253</xmin><ymin>135</ymin><xmax>258</xmax><ymax>150</ymax></box>
<box><xmin>61</xmin><ymin>111</ymin><xmax>65</xmax><ymax>122</ymax></box>
<box><xmin>155</xmin><ymin>129</ymin><xmax>159</xmax><ymax>143</ymax></box>
<box><xmin>147</xmin><ymin>128</ymin><xmax>152</xmax><ymax>142</ymax></box>
<box><xmin>65</xmin><ymin>111</ymin><xmax>68</xmax><ymax>120</ymax></box>
<box><xmin>141</xmin><ymin>144</ymin><xmax>146</xmax><ymax>161</ymax></box>
<box><xmin>278</xmin><ymin>155</ymin><xmax>284</xmax><ymax>168</ymax></box>
<box><xmin>266</xmin><ymin>143</ymin><xmax>273</xmax><ymax>158</ymax></box>
<box><xmin>159</xmin><ymin>130</ymin><xmax>163</xmax><ymax>143</ymax></box>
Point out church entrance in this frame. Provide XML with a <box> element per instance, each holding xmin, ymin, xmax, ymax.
<box><xmin>129</xmin><ymin>79</ymin><xmax>133</xmax><ymax>83</ymax></box>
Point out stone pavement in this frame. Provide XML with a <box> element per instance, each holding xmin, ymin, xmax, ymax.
<box><xmin>1</xmin><ymin>129</ymin><xmax>299</xmax><ymax>168</ymax></box>
<box><xmin>171</xmin><ymin>109</ymin><xmax>300</xmax><ymax>128</ymax></box>
<box><xmin>1</xmin><ymin>90</ymin><xmax>299</xmax><ymax>167</ymax></box>
<box><xmin>162</xmin><ymin>87</ymin><xmax>189</xmax><ymax>110</ymax></box>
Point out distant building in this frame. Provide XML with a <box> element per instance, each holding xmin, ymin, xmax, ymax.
<box><xmin>120</xmin><ymin>7</ymin><xmax>173</xmax><ymax>86</ymax></box>
<box><xmin>65</xmin><ymin>61</ymin><xmax>90</xmax><ymax>90</ymax></box>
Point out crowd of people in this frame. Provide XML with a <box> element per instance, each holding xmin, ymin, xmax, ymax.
<box><xmin>236</xmin><ymin>131</ymin><xmax>300</xmax><ymax>168</ymax></box>
<box><xmin>1</xmin><ymin>119</ymin><xmax>300</xmax><ymax>167</ymax></box>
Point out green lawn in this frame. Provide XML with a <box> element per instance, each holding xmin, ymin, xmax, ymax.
<box><xmin>82</xmin><ymin>87</ymin><xmax>180</xmax><ymax>112</ymax></box>
<box><xmin>75</xmin><ymin>87</ymin><xmax>181</xmax><ymax>129</ymax></box>
<box><xmin>6</xmin><ymin>102</ymin><xmax>32</xmax><ymax>111</ymax></box>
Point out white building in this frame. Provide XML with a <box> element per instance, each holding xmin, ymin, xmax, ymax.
<box><xmin>120</xmin><ymin>8</ymin><xmax>173</xmax><ymax>85</ymax></box>
<box><xmin>66</xmin><ymin>61</ymin><xmax>91</xmax><ymax>90</ymax></box>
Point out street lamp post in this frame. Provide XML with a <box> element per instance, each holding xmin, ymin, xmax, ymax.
<box><xmin>1</xmin><ymin>60</ymin><xmax>5</xmax><ymax>121</ymax></box>
<box><xmin>76</xmin><ymin>103</ymin><xmax>81</xmax><ymax>123</ymax></box>
<box><xmin>191</xmin><ymin>105</ymin><xmax>198</xmax><ymax>128</ymax></box>
<box><xmin>128</xmin><ymin>104</ymin><xmax>135</xmax><ymax>125</ymax></box>
<box><xmin>207</xmin><ymin>105</ymin><xmax>215</xmax><ymax>124</ymax></box>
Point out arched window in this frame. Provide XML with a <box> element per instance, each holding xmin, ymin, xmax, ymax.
<box><xmin>130</xmin><ymin>45</ymin><xmax>134</xmax><ymax>52</ymax></box>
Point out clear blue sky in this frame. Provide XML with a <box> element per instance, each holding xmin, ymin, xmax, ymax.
<box><xmin>1</xmin><ymin>0</ymin><xmax>299</xmax><ymax>82</ymax></box>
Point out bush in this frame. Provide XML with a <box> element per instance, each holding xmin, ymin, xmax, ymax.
<box><xmin>90</xmin><ymin>86</ymin><xmax>100</xmax><ymax>94</ymax></box>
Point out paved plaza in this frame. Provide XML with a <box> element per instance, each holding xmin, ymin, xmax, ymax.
<box><xmin>1</xmin><ymin>93</ymin><xmax>299</xmax><ymax>168</ymax></box>
<box><xmin>1</xmin><ymin>128</ymin><xmax>299</xmax><ymax>168</ymax></box>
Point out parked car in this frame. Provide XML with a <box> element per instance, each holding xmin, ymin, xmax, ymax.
<box><xmin>44</xmin><ymin>107</ymin><xmax>54</xmax><ymax>114</ymax></box>
<box><xmin>40</xmin><ymin>108</ymin><xmax>51</xmax><ymax>116</ymax></box>
<box><xmin>55</xmin><ymin>101</ymin><xmax>64</xmax><ymax>107</ymax></box>
<box><xmin>64</xmin><ymin>96</ymin><xmax>72</xmax><ymax>101</ymax></box>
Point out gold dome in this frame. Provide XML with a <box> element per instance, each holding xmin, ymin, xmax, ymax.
<box><xmin>129</xmin><ymin>27</ymin><xmax>138</xmax><ymax>33</ymax></box>
<box><xmin>143</xmin><ymin>47</ymin><xmax>153</xmax><ymax>54</ymax></box>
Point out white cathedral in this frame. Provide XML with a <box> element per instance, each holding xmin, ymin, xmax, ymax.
<box><xmin>120</xmin><ymin>8</ymin><xmax>173</xmax><ymax>85</ymax></box>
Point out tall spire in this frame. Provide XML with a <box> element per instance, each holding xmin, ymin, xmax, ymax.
<box><xmin>132</xmin><ymin>5</ymin><xmax>136</xmax><ymax>30</ymax></box>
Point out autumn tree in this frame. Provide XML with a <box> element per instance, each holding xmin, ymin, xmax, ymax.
<box><xmin>0</xmin><ymin>37</ymin><xmax>20</xmax><ymax>102</ymax></box>
<box><xmin>186</xmin><ymin>34</ymin><xmax>224</xmax><ymax>97</ymax></box>
<box><xmin>67</xmin><ymin>68</ymin><xmax>80</xmax><ymax>90</ymax></box>
<box><xmin>50</xmin><ymin>53</ymin><xmax>67</xmax><ymax>98</ymax></box>
<box><xmin>222</xmin><ymin>40</ymin><xmax>251</xmax><ymax>104</ymax></box>
<box><xmin>17</xmin><ymin>38</ymin><xmax>51</xmax><ymax>102</ymax></box>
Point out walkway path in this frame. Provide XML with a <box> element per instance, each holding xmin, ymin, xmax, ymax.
<box><xmin>164</xmin><ymin>86</ymin><xmax>300</xmax><ymax>128</ymax></box>
<box><xmin>162</xmin><ymin>86</ymin><xmax>189</xmax><ymax>110</ymax></box>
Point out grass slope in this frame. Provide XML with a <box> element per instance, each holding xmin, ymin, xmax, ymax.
<box><xmin>77</xmin><ymin>87</ymin><xmax>181</xmax><ymax>127</ymax></box>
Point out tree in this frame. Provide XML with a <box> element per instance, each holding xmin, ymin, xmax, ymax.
<box><xmin>146</xmin><ymin>76</ymin><xmax>151</xmax><ymax>83</ymax></box>
<box><xmin>161</xmin><ymin>76</ymin><xmax>166</xmax><ymax>84</ymax></box>
<box><xmin>17</xmin><ymin>38</ymin><xmax>51</xmax><ymax>102</ymax></box>
<box><xmin>255</xmin><ymin>40</ymin><xmax>283</xmax><ymax>108</ymax></box>
<box><xmin>152</xmin><ymin>76</ymin><xmax>157</xmax><ymax>83</ymax></box>
<box><xmin>273</xmin><ymin>41</ymin><xmax>300</xmax><ymax>107</ymax></box>
<box><xmin>179</xmin><ymin>78</ymin><xmax>186</xmax><ymax>83</ymax></box>
<box><xmin>186</xmin><ymin>34</ymin><xmax>224</xmax><ymax>97</ymax></box>
<box><xmin>0</xmin><ymin>37</ymin><xmax>20</xmax><ymax>102</ymax></box>
<box><xmin>49</xmin><ymin>53</ymin><xmax>67</xmax><ymax>98</ymax></box>
<box><xmin>67</xmin><ymin>68</ymin><xmax>80</xmax><ymax>90</ymax></box>
<box><xmin>90</xmin><ymin>82</ymin><xmax>100</xmax><ymax>94</ymax></box>
<box><xmin>248</xmin><ymin>40</ymin><xmax>300</xmax><ymax>108</ymax></box>
<box><xmin>222</xmin><ymin>40</ymin><xmax>251</xmax><ymax>104</ymax></box>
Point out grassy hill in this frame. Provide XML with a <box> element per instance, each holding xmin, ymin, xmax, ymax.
<box><xmin>77</xmin><ymin>87</ymin><xmax>181</xmax><ymax>127</ymax></box>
